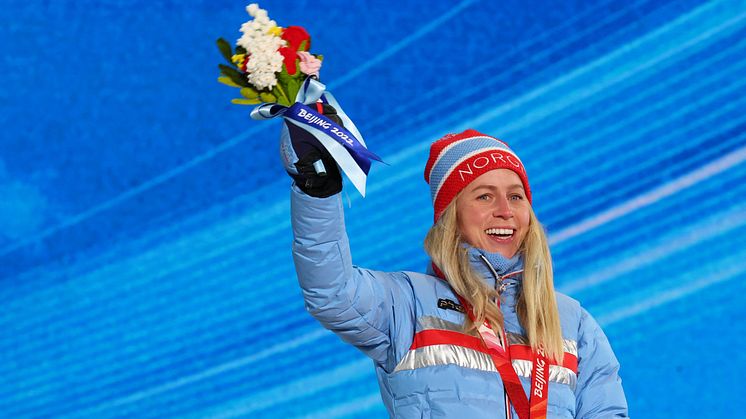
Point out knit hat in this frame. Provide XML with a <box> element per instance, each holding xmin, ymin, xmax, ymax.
<box><xmin>424</xmin><ymin>129</ymin><xmax>531</xmax><ymax>222</ymax></box>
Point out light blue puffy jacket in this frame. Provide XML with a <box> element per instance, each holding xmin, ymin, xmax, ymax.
<box><xmin>290</xmin><ymin>186</ymin><xmax>629</xmax><ymax>418</ymax></box>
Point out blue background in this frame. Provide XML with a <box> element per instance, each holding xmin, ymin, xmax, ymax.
<box><xmin>2</xmin><ymin>0</ymin><xmax>745</xmax><ymax>417</ymax></box>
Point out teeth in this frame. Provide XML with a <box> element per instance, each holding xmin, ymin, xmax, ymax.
<box><xmin>485</xmin><ymin>228</ymin><xmax>514</xmax><ymax>236</ymax></box>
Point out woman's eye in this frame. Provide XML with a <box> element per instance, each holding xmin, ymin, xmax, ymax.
<box><xmin>477</xmin><ymin>194</ymin><xmax>490</xmax><ymax>201</ymax></box>
<box><xmin>510</xmin><ymin>194</ymin><xmax>524</xmax><ymax>201</ymax></box>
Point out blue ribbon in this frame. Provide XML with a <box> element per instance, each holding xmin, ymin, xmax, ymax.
<box><xmin>250</xmin><ymin>78</ymin><xmax>381</xmax><ymax>196</ymax></box>
<box><xmin>284</xmin><ymin>102</ymin><xmax>381</xmax><ymax>171</ymax></box>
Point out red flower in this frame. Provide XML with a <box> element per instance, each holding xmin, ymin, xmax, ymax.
<box><xmin>241</xmin><ymin>55</ymin><xmax>250</xmax><ymax>72</ymax></box>
<box><xmin>278</xmin><ymin>47</ymin><xmax>298</xmax><ymax>75</ymax></box>
<box><xmin>282</xmin><ymin>26</ymin><xmax>311</xmax><ymax>51</ymax></box>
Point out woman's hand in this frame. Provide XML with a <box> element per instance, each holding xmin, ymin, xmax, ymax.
<box><xmin>279</xmin><ymin>103</ymin><xmax>343</xmax><ymax>197</ymax></box>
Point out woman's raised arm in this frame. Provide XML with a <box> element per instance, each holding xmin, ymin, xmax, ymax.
<box><xmin>290</xmin><ymin>184</ymin><xmax>415</xmax><ymax>369</ymax></box>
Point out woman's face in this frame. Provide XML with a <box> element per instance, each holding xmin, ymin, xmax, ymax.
<box><xmin>455</xmin><ymin>169</ymin><xmax>530</xmax><ymax>258</ymax></box>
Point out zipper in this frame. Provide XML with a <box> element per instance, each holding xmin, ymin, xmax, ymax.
<box><xmin>478</xmin><ymin>254</ymin><xmax>522</xmax><ymax>295</ymax></box>
<box><xmin>478</xmin><ymin>254</ymin><xmax>502</xmax><ymax>292</ymax></box>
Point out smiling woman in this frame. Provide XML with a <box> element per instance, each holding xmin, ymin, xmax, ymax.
<box><xmin>285</xmin><ymin>127</ymin><xmax>629</xmax><ymax>418</ymax></box>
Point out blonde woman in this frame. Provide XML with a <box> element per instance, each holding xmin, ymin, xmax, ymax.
<box><xmin>283</xmin><ymin>127</ymin><xmax>628</xmax><ymax>418</ymax></box>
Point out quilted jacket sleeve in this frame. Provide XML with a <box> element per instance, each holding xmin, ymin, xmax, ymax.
<box><xmin>574</xmin><ymin>307</ymin><xmax>629</xmax><ymax>418</ymax></box>
<box><xmin>290</xmin><ymin>185</ymin><xmax>415</xmax><ymax>368</ymax></box>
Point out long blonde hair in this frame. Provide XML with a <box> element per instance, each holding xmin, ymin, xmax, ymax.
<box><xmin>424</xmin><ymin>199</ymin><xmax>564</xmax><ymax>362</ymax></box>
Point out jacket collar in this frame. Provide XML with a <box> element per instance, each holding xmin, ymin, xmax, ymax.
<box><xmin>428</xmin><ymin>246</ymin><xmax>524</xmax><ymax>294</ymax></box>
<box><xmin>466</xmin><ymin>246</ymin><xmax>524</xmax><ymax>293</ymax></box>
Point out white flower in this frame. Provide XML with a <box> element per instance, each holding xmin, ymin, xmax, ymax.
<box><xmin>254</xmin><ymin>10</ymin><xmax>269</xmax><ymax>21</ymax></box>
<box><xmin>236</xmin><ymin>3</ymin><xmax>285</xmax><ymax>90</ymax></box>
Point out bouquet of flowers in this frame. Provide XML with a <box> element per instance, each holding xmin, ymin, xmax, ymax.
<box><xmin>216</xmin><ymin>3</ymin><xmax>322</xmax><ymax>107</ymax></box>
<box><xmin>216</xmin><ymin>4</ymin><xmax>381</xmax><ymax>196</ymax></box>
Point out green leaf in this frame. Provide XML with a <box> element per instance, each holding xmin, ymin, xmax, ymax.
<box><xmin>240</xmin><ymin>87</ymin><xmax>259</xmax><ymax>99</ymax></box>
<box><xmin>236</xmin><ymin>45</ymin><xmax>247</xmax><ymax>55</ymax></box>
<box><xmin>259</xmin><ymin>92</ymin><xmax>277</xmax><ymax>103</ymax></box>
<box><xmin>298</xmin><ymin>40</ymin><xmax>308</xmax><ymax>52</ymax></box>
<box><xmin>217</xmin><ymin>76</ymin><xmax>241</xmax><ymax>88</ymax></box>
<box><xmin>276</xmin><ymin>66</ymin><xmax>303</xmax><ymax>105</ymax></box>
<box><xmin>216</xmin><ymin>38</ymin><xmax>235</xmax><ymax>65</ymax></box>
<box><xmin>218</xmin><ymin>64</ymin><xmax>249</xmax><ymax>87</ymax></box>
<box><xmin>270</xmin><ymin>84</ymin><xmax>289</xmax><ymax>107</ymax></box>
<box><xmin>232</xmin><ymin>98</ymin><xmax>262</xmax><ymax>105</ymax></box>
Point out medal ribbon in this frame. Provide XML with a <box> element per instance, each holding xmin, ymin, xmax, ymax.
<box><xmin>456</xmin><ymin>296</ymin><xmax>549</xmax><ymax>419</ymax></box>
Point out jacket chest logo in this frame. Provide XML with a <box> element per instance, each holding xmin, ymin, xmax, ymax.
<box><xmin>437</xmin><ymin>298</ymin><xmax>465</xmax><ymax>313</ymax></box>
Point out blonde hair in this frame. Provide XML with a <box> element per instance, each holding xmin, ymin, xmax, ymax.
<box><xmin>424</xmin><ymin>199</ymin><xmax>564</xmax><ymax>362</ymax></box>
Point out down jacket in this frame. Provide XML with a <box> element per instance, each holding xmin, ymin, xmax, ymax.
<box><xmin>290</xmin><ymin>186</ymin><xmax>628</xmax><ymax>418</ymax></box>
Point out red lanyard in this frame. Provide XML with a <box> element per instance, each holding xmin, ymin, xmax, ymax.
<box><xmin>456</xmin><ymin>295</ymin><xmax>549</xmax><ymax>419</ymax></box>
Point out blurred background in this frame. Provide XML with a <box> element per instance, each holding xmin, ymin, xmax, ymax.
<box><xmin>2</xmin><ymin>0</ymin><xmax>745</xmax><ymax>417</ymax></box>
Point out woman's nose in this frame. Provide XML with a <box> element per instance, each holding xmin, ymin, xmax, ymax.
<box><xmin>492</xmin><ymin>196</ymin><xmax>513</xmax><ymax>218</ymax></box>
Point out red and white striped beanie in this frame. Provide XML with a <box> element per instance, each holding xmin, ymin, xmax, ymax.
<box><xmin>424</xmin><ymin>129</ymin><xmax>531</xmax><ymax>222</ymax></box>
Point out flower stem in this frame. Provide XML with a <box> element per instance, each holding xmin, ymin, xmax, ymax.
<box><xmin>275</xmin><ymin>83</ymin><xmax>290</xmax><ymax>106</ymax></box>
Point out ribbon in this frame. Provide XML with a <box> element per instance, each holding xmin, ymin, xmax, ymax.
<box><xmin>528</xmin><ymin>346</ymin><xmax>549</xmax><ymax>419</ymax></box>
<box><xmin>454</xmin><ymin>295</ymin><xmax>550</xmax><ymax>419</ymax></box>
<box><xmin>250</xmin><ymin>78</ymin><xmax>381</xmax><ymax>197</ymax></box>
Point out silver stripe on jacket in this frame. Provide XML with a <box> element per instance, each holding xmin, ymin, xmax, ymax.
<box><xmin>399</xmin><ymin>316</ymin><xmax>577</xmax><ymax>389</ymax></box>
<box><xmin>395</xmin><ymin>344</ymin><xmax>496</xmax><ymax>373</ymax></box>
<box><xmin>511</xmin><ymin>359</ymin><xmax>577</xmax><ymax>390</ymax></box>
<box><xmin>417</xmin><ymin>316</ymin><xmax>466</xmax><ymax>333</ymax></box>
<box><xmin>506</xmin><ymin>332</ymin><xmax>578</xmax><ymax>357</ymax></box>
<box><xmin>394</xmin><ymin>343</ymin><xmax>578</xmax><ymax>390</ymax></box>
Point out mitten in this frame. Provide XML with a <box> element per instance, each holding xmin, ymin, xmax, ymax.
<box><xmin>279</xmin><ymin>103</ymin><xmax>343</xmax><ymax>197</ymax></box>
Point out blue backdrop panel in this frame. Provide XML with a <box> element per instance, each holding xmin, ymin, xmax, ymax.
<box><xmin>1</xmin><ymin>0</ymin><xmax>744</xmax><ymax>417</ymax></box>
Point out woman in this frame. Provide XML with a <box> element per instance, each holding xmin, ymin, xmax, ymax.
<box><xmin>283</xmin><ymin>125</ymin><xmax>628</xmax><ymax>418</ymax></box>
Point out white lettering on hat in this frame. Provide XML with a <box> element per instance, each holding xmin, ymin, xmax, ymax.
<box><xmin>458</xmin><ymin>152</ymin><xmax>523</xmax><ymax>181</ymax></box>
<box><xmin>491</xmin><ymin>152</ymin><xmax>507</xmax><ymax>164</ymax></box>
<box><xmin>490</xmin><ymin>152</ymin><xmax>521</xmax><ymax>168</ymax></box>
<box><xmin>505</xmin><ymin>154</ymin><xmax>521</xmax><ymax>168</ymax></box>
<box><xmin>458</xmin><ymin>165</ymin><xmax>474</xmax><ymax>181</ymax></box>
<box><xmin>473</xmin><ymin>156</ymin><xmax>490</xmax><ymax>169</ymax></box>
